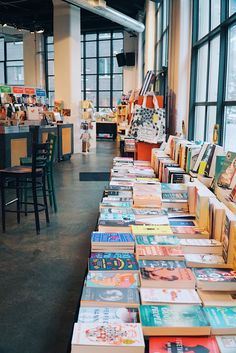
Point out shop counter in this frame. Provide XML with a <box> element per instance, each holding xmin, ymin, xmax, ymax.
<box><xmin>96</xmin><ymin>121</ymin><xmax>117</xmax><ymax>140</ymax></box>
<box><xmin>57</xmin><ymin>123</ymin><xmax>74</xmax><ymax>161</ymax></box>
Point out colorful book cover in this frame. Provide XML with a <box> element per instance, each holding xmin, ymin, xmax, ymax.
<box><xmin>140</xmin><ymin>305</ymin><xmax>209</xmax><ymax>327</ymax></box>
<box><xmin>88</xmin><ymin>257</ymin><xmax>139</xmax><ymax>271</ymax></box>
<box><xmin>72</xmin><ymin>322</ymin><xmax>145</xmax><ymax>347</ymax></box>
<box><xmin>216</xmin><ymin>336</ymin><xmax>236</xmax><ymax>353</ymax></box>
<box><xmin>100</xmin><ymin>208</ymin><xmax>134</xmax><ymax>215</ymax></box>
<box><xmin>100</xmin><ymin>201</ymin><xmax>133</xmax><ymax>207</ymax></box>
<box><xmin>204</xmin><ymin>306</ymin><xmax>236</xmax><ymax>328</ymax></box>
<box><xmin>98</xmin><ymin>219</ymin><xmax>136</xmax><ymax>226</ymax></box>
<box><xmin>217</xmin><ymin>151</ymin><xmax>236</xmax><ymax>188</ymax></box>
<box><xmin>131</xmin><ymin>225</ymin><xmax>173</xmax><ymax>235</ymax></box>
<box><xmin>140</xmin><ymin>267</ymin><xmax>194</xmax><ymax>282</ymax></box>
<box><xmin>86</xmin><ymin>272</ymin><xmax>140</xmax><ymax>288</ymax></box>
<box><xmin>162</xmin><ymin>192</ymin><xmax>188</xmax><ymax>200</ymax></box>
<box><xmin>139</xmin><ymin>260</ymin><xmax>186</xmax><ymax>268</ymax></box>
<box><xmin>137</xmin><ymin>245</ymin><xmax>183</xmax><ymax>258</ymax></box>
<box><xmin>169</xmin><ymin>220</ymin><xmax>196</xmax><ymax>227</ymax></box>
<box><xmin>185</xmin><ymin>254</ymin><xmax>225</xmax><ymax>265</ymax></box>
<box><xmin>171</xmin><ymin>226</ymin><xmax>206</xmax><ymax>235</ymax></box>
<box><xmin>193</xmin><ymin>268</ymin><xmax>236</xmax><ymax>283</ymax></box>
<box><xmin>180</xmin><ymin>239</ymin><xmax>221</xmax><ymax>246</ymax></box>
<box><xmin>161</xmin><ymin>183</ymin><xmax>187</xmax><ymax>192</ymax></box>
<box><xmin>90</xmin><ymin>253</ymin><xmax>136</xmax><ymax>259</ymax></box>
<box><xmin>132</xmin><ymin>208</ymin><xmax>168</xmax><ymax>215</ymax></box>
<box><xmin>78</xmin><ymin>307</ymin><xmax>139</xmax><ymax>324</ymax></box>
<box><xmin>140</xmin><ymin>288</ymin><xmax>201</xmax><ymax>304</ymax></box>
<box><xmin>150</xmin><ymin>336</ymin><xmax>219</xmax><ymax>353</ymax></box>
<box><xmin>91</xmin><ymin>232</ymin><xmax>134</xmax><ymax>243</ymax></box>
<box><xmin>81</xmin><ymin>287</ymin><xmax>140</xmax><ymax>305</ymax></box>
<box><xmin>136</xmin><ymin>235</ymin><xmax>180</xmax><ymax>246</ymax></box>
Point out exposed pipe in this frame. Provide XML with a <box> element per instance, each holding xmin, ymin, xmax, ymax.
<box><xmin>62</xmin><ymin>0</ymin><xmax>145</xmax><ymax>33</ymax></box>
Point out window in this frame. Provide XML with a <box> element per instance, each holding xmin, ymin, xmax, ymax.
<box><xmin>45</xmin><ymin>36</ymin><xmax>54</xmax><ymax>107</ymax></box>
<box><xmin>0</xmin><ymin>38</ymin><xmax>4</xmax><ymax>83</ymax></box>
<box><xmin>189</xmin><ymin>0</ymin><xmax>236</xmax><ymax>150</ymax></box>
<box><xmin>0</xmin><ymin>40</ymin><xmax>24</xmax><ymax>85</ymax></box>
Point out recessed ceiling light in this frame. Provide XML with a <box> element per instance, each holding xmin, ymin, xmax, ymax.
<box><xmin>36</xmin><ymin>29</ymin><xmax>44</xmax><ymax>34</ymax></box>
<box><xmin>3</xmin><ymin>23</ymin><xmax>7</xmax><ymax>27</ymax></box>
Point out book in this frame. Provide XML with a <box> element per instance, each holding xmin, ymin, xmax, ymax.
<box><xmin>193</xmin><ymin>268</ymin><xmax>236</xmax><ymax>291</ymax></box>
<box><xmin>136</xmin><ymin>235</ymin><xmax>180</xmax><ymax>246</ymax></box>
<box><xmin>197</xmin><ymin>290</ymin><xmax>236</xmax><ymax>307</ymax></box>
<box><xmin>132</xmin><ymin>208</ymin><xmax>168</xmax><ymax>216</ymax></box>
<box><xmin>140</xmin><ymin>267</ymin><xmax>195</xmax><ymax>288</ymax></box>
<box><xmin>86</xmin><ymin>272</ymin><xmax>140</xmax><ymax>288</ymax></box>
<box><xmin>100</xmin><ymin>201</ymin><xmax>133</xmax><ymax>209</ymax></box>
<box><xmin>161</xmin><ymin>183</ymin><xmax>188</xmax><ymax>193</ymax></box>
<box><xmin>131</xmin><ymin>225</ymin><xmax>173</xmax><ymax>236</ymax></box>
<box><xmin>221</xmin><ymin>211</ymin><xmax>236</xmax><ymax>266</ymax></box>
<box><xmin>71</xmin><ymin>322</ymin><xmax>145</xmax><ymax>353</ymax></box>
<box><xmin>88</xmin><ymin>257</ymin><xmax>139</xmax><ymax>273</ymax></box>
<box><xmin>138</xmin><ymin>259</ymin><xmax>186</xmax><ymax>268</ymax></box>
<box><xmin>162</xmin><ymin>192</ymin><xmax>188</xmax><ymax>201</ymax></box>
<box><xmin>216</xmin><ymin>336</ymin><xmax>236</xmax><ymax>353</ymax></box>
<box><xmin>184</xmin><ymin>254</ymin><xmax>228</xmax><ymax>268</ymax></box>
<box><xmin>192</xmin><ymin>142</ymin><xmax>210</xmax><ymax>173</ymax></box>
<box><xmin>135</xmin><ymin>215</ymin><xmax>170</xmax><ymax>225</ymax></box>
<box><xmin>204</xmin><ymin>306</ymin><xmax>236</xmax><ymax>334</ymax></box>
<box><xmin>169</xmin><ymin>220</ymin><xmax>196</xmax><ymax>227</ymax></box>
<box><xmin>149</xmin><ymin>336</ymin><xmax>219</xmax><ymax>353</ymax></box>
<box><xmin>80</xmin><ymin>287</ymin><xmax>140</xmax><ymax>308</ymax></box>
<box><xmin>140</xmin><ymin>304</ymin><xmax>210</xmax><ymax>336</ymax></box>
<box><xmin>180</xmin><ymin>239</ymin><xmax>223</xmax><ymax>255</ymax></box>
<box><xmin>140</xmin><ymin>288</ymin><xmax>201</xmax><ymax>305</ymax></box>
<box><xmin>91</xmin><ymin>232</ymin><xmax>134</xmax><ymax>244</ymax></box>
<box><xmin>195</xmin><ymin>190</ymin><xmax>210</xmax><ymax>231</ymax></box>
<box><xmin>217</xmin><ymin>151</ymin><xmax>236</xmax><ymax>189</ymax></box>
<box><xmin>98</xmin><ymin>219</ymin><xmax>136</xmax><ymax>233</ymax></box>
<box><xmin>209</xmin><ymin>198</ymin><xmax>226</xmax><ymax>241</ymax></box>
<box><xmin>137</xmin><ymin>245</ymin><xmax>184</xmax><ymax>261</ymax></box>
<box><xmin>90</xmin><ymin>253</ymin><xmax>136</xmax><ymax>259</ymax></box>
<box><xmin>171</xmin><ymin>226</ymin><xmax>210</xmax><ymax>239</ymax></box>
<box><xmin>78</xmin><ymin>307</ymin><xmax>139</xmax><ymax>324</ymax></box>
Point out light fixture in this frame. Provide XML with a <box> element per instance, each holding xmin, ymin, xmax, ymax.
<box><xmin>36</xmin><ymin>29</ymin><xmax>44</xmax><ymax>33</ymax></box>
<box><xmin>3</xmin><ymin>23</ymin><xmax>7</xmax><ymax>27</ymax></box>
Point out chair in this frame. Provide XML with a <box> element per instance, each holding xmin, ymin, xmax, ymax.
<box><xmin>20</xmin><ymin>133</ymin><xmax>57</xmax><ymax>212</ymax></box>
<box><xmin>0</xmin><ymin>142</ymin><xmax>50</xmax><ymax>234</ymax></box>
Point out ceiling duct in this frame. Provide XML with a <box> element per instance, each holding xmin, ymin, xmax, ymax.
<box><xmin>63</xmin><ymin>0</ymin><xmax>145</xmax><ymax>33</ymax></box>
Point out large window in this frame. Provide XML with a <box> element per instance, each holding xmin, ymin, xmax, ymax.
<box><xmin>81</xmin><ymin>31</ymin><xmax>123</xmax><ymax>109</ymax></box>
<box><xmin>0</xmin><ymin>39</ymin><xmax>24</xmax><ymax>85</ymax></box>
<box><xmin>189</xmin><ymin>0</ymin><xmax>236</xmax><ymax>151</ymax></box>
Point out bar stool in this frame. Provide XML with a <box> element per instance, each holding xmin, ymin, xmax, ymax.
<box><xmin>0</xmin><ymin>142</ymin><xmax>50</xmax><ymax>234</ymax></box>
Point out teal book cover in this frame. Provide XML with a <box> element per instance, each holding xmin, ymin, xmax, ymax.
<box><xmin>90</xmin><ymin>252</ymin><xmax>136</xmax><ymax>259</ymax></box>
<box><xmin>204</xmin><ymin>306</ymin><xmax>236</xmax><ymax>328</ymax></box>
<box><xmin>89</xmin><ymin>257</ymin><xmax>139</xmax><ymax>271</ymax></box>
<box><xmin>216</xmin><ymin>152</ymin><xmax>236</xmax><ymax>188</ymax></box>
<box><xmin>138</xmin><ymin>260</ymin><xmax>186</xmax><ymax>268</ymax></box>
<box><xmin>81</xmin><ymin>287</ymin><xmax>140</xmax><ymax>304</ymax></box>
<box><xmin>136</xmin><ymin>235</ymin><xmax>180</xmax><ymax>246</ymax></box>
<box><xmin>140</xmin><ymin>305</ymin><xmax>209</xmax><ymax>327</ymax></box>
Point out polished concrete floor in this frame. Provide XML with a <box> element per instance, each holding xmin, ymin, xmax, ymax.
<box><xmin>0</xmin><ymin>141</ymin><xmax>118</xmax><ymax>353</ymax></box>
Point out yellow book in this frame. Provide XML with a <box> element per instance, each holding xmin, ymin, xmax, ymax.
<box><xmin>131</xmin><ymin>225</ymin><xmax>173</xmax><ymax>236</ymax></box>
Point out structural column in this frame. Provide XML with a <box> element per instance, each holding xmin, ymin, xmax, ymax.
<box><xmin>123</xmin><ymin>32</ymin><xmax>138</xmax><ymax>93</ymax></box>
<box><xmin>144</xmin><ymin>0</ymin><xmax>156</xmax><ymax>74</ymax></box>
<box><xmin>53</xmin><ymin>0</ymin><xmax>81</xmax><ymax>153</ymax></box>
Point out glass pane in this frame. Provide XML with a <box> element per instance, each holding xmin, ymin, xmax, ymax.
<box><xmin>226</xmin><ymin>24</ymin><xmax>236</xmax><ymax>101</ymax></box>
<box><xmin>85</xmin><ymin>91</ymin><xmax>96</xmax><ymax>105</ymax></box>
<box><xmin>113</xmin><ymin>39</ymin><xmax>123</xmax><ymax>56</ymax></box>
<box><xmin>86</xmin><ymin>41</ymin><xmax>96</xmax><ymax>57</ymax></box>
<box><xmin>99</xmin><ymin>33</ymin><xmax>111</xmax><ymax>39</ymax></box>
<box><xmin>113</xmin><ymin>74</ymin><xmax>122</xmax><ymax>90</ymax></box>
<box><xmin>113</xmin><ymin>32</ymin><xmax>123</xmax><ymax>39</ymax></box>
<box><xmin>113</xmin><ymin>57</ymin><xmax>123</xmax><ymax>73</ymax></box>
<box><xmin>48</xmin><ymin>61</ymin><xmax>54</xmax><ymax>75</ymax></box>
<box><xmin>85</xmin><ymin>75</ymin><xmax>97</xmax><ymax>90</ymax></box>
<box><xmin>99</xmin><ymin>91</ymin><xmax>110</xmax><ymax>107</ymax></box>
<box><xmin>85</xmin><ymin>33</ymin><xmax>96</xmax><ymax>41</ymax></box>
<box><xmin>208</xmin><ymin>35</ymin><xmax>220</xmax><ymax>101</ymax></box>
<box><xmin>0</xmin><ymin>38</ymin><xmax>4</xmax><ymax>61</ymax></box>
<box><xmin>162</xmin><ymin>32</ymin><xmax>168</xmax><ymax>67</ymax></box>
<box><xmin>48</xmin><ymin>50</ymin><xmax>54</xmax><ymax>60</ymax></box>
<box><xmin>194</xmin><ymin>106</ymin><xmax>206</xmax><ymax>141</ymax></box>
<box><xmin>0</xmin><ymin>62</ymin><xmax>4</xmax><ymax>83</ymax></box>
<box><xmin>81</xmin><ymin>75</ymin><xmax>84</xmax><ymax>91</ymax></box>
<box><xmin>198</xmin><ymin>0</ymin><xmax>210</xmax><ymax>39</ymax></box>
<box><xmin>81</xmin><ymin>34</ymin><xmax>84</xmax><ymax>42</ymax></box>
<box><xmin>48</xmin><ymin>76</ymin><xmax>54</xmax><ymax>91</ymax></box>
<box><xmin>113</xmin><ymin>91</ymin><xmax>122</xmax><ymax>107</ymax></box>
<box><xmin>6</xmin><ymin>42</ymin><xmax>23</xmax><ymax>60</ymax></box>
<box><xmin>99</xmin><ymin>41</ymin><xmax>110</xmax><ymax>57</ymax></box>
<box><xmin>224</xmin><ymin>106</ymin><xmax>236</xmax><ymax>152</ymax></box>
<box><xmin>7</xmin><ymin>65</ymin><xmax>24</xmax><ymax>85</ymax></box>
<box><xmin>81</xmin><ymin>42</ymin><xmax>84</xmax><ymax>57</ymax></box>
<box><xmin>229</xmin><ymin>0</ymin><xmax>236</xmax><ymax>16</ymax></box>
<box><xmin>156</xmin><ymin>43</ymin><xmax>161</xmax><ymax>70</ymax></box>
<box><xmin>98</xmin><ymin>58</ymin><xmax>111</xmax><ymax>74</ymax></box>
<box><xmin>163</xmin><ymin>0</ymin><xmax>167</xmax><ymax>30</ymax></box>
<box><xmin>47</xmin><ymin>36</ymin><xmax>54</xmax><ymax>44</ymax></box>
<box><xmin>156</xmin><ymin>9</ymin><xmax>162</xmax><ymax>42</ymax></box>
<box><xmin>206</xmin><ymin>106</ymin><xmax>217</xmax><ymax>142</ymax></box>
<box><xmin>81</xmin><ymin>59</ymin><xmax>84</xmax><ymax>74</ymax></box>
<box><xmin>196</xmin><ymin>44</ymin><xmax>208</xmax><ymax>102</ymax></box>
<box><xmin>85</xmin><ymin>58</ymin><xmax>97</xmax><ymax>74</ymax></box>
<box><xmin>48</xmin><ymin>91</ymin><xmax>55</xmax><ymax>107</ymax></box>
<box><xmin>211</xmin><ymin>0</ymin><xmax>220</xmax><ymax>29</ymax></box>
<box><xmin>99</xmin><ymin>76</ymin><xmax>110</xmax><ymax>90</ymax></box>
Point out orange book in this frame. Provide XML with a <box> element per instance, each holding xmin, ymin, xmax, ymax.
<box><xmin>137</xmin><ymin>245</ymin><xmax>184</xmax><ymax>261</ymax></box>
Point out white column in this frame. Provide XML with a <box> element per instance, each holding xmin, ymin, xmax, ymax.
<box><xmin>123</xmin><ymin>32</ymin><xmax>138</xmax><ymax>93</ymax></box>
<box><xmin>53</xmin><ymin>0</ymin><xmax>81</xmax><ymax>153</ymax></box>
<box><xmin>137</xmin><ymin>32</ymin><xmax>143</xmax><ymax>89</ymax></box>
<box><xmin>144</xmin><ymin>0</ymin><xmax>156</xmax><ymax>74</ymax></box>
<box><xmin>168</xmin><ymin>0</ymin><xmax>192</xmax><ymax>136</ymax></box>
<box><xmin>23</xmin><ymin>33</ymin><xmax>45</xmax><ymax>88</ymax></box>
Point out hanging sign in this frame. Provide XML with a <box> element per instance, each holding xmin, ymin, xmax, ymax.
<box><xmin>13</xmin><ymin>86</ymin><xmax>25</xmax><ymax>94</ymax></box>
<box><xmin>0</xmin><ymin>85</ymin><xmax>11</xmax><ymax>93</ymax></box>
<box><xmin>25</xmin><ymin>87</ymin><xmax>36</xmax><ymax>95</ymax></box>
<box><xmin>36</xmin><ymin>88</ymin><xmax>46</xmax><ymax>97</ymax></box>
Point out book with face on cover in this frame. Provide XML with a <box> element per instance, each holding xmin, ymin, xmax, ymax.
<box><xmin>85</xmin><ymin>272</ymin><xmax>140</xmax><ymax>288</ymax></box>
<box><xmin>149</xmin><ymin>336</ymin><xmax>219</xmax><ymax>353</ymax></box>
<box><xmin>77</xmin><ymin>307</ymin><xmax>139</xmax><ymax>324</ymax></box>
<box><xmin>204</xmin><ymin>306</ymin><xmax>236</xmax><ymax>334</ymax></box>
<box><xmin>138</xmin><ymin>259</ymin><xmax>186</xmax><ymax>269</ymax></box>
<box><xmin>80</xmin><ymin>287</ymin><xmax>140</xmax><ymax>308</ymax></box>
<box><xmin>88</xmin><ymin>257</ymin><xmax>139</xmax><ymax>273</ymax></box>
<box><xmin>136</xmin><ymin>245</ymin><xmax>184</xmax><ymax>261</ymax></box>
<box><xmin>140</xmin><ymin>288</ymin><xmax>201</xmax><ymax>305</ymax></box>
<box><xmin>197</xmin><ymin>290</ymin><xmax>236</xmax><ymax>307</ymax></box>
<box><xmin>140</xmin><ymin>304</ymin><xmax>211</xmax><ymax>336</ymax></box>
<box><xmin>217</xmin><ymin>151</ymin><xmax>236</xmax><ymax>189</ymax></box>
<box><xmin>140</xmin><ymin>267</ymin><xmax>195</xmax><ymax>288</ymax></box>
<box><xmin>216</xmin><ymin>336</ymin><xmax>236</xmax><ymax>353</ymax></box>
<box><xmin>193</xmin><ymin>268</ymin><xmax>236</xmax><ymax>291</ymax></box>
<box><xmin>136</xmin><ymin>235</ymin><xmax>180</xmax><ymax>246</ymax></box>
<box><xmin>71</xmin><ymin>322</ymin><xmax>145</xmax><ymax>353</ymax></box>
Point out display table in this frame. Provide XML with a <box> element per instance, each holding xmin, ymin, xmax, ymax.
<box><xmin>96</xmin><ymin>121</ymin><xmax>117</xmax><ymax>140</ymax></box>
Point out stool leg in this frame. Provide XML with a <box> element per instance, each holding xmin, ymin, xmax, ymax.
<box><xmin>16</xmin><ymin>179</ymin><xmax>20</xmax><ymax>224</ymax></box>
<box><xmin>32</xmin><ymin>177</ymin><xmax>40</xmax><ymax>235</ymax></box>
<box><xmin>0</xmin><ymin>176</ymin><xmax>6</xmax><ymax>232</ymax></box>
<box><xmin>47</xmin><ymin>171</ymin><xmax>53</xmax><ymax>207</ymax></box>
<box><xmin>42</xmin><ymin>173</ymin><xmax>50</xmax><ymax>224</ymax></box>
<box><xmin>24</xmin><ymin>179</ymin><xmax>28</xmax><ymax>216</ymax></box>
<box><xmin>50</xmin><ymin>170</ymin><xmax>57</xmax><ymax>213</ymax></box>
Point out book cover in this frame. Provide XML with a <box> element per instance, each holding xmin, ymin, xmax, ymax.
<box><xmin>204</xmin><ymin>306</ymin><xmax>236</xmax><ymax>329</ymax></box>
<box><xmin>216</xmin><ymin>336</ymin><xmax>236</xmax><ymax>353</ymax></box>
<box><xmin>78</xmin><ymin>307</ymin><xmax>139</xmax><ymax>324</ymax></box>
<box><xmin>139</xmin><ymin>259</ymin><xmax>186</xmax><ymax>268</ymax></box>
<box><xmin>140</xmin><ymin>305</ymin><xmax>209</xmax><ymax>328</ymax></box>
<box><xmin>131</xmin><ymin>225</ymin><xmax>173</xmax><ymax>235</ymax></box>
<box><xmin>171</xmin><ymin>226</ymin><xmax>208</xmax><ymax>236</ymax></box>
<box><xmin>136</xmin><ymin>235</ymin><xmax>180</xmax><ymax>246</ymax></box>
<box><xmin>90</xmin><ymin>253</ymin><xmax>136</xmax><ymax>259</ymax></box>
<box><xmin>132</xmin><ymin>208</ymin><xmax>168</xmax><ymax>215</ymax></box>
<box><xmin>161</xmin><ymin>183</ymin><xmax>187</xmax><ymax>192</ymax></box>
<box><xmin>86</xmin><ymin>272</ymin><xmax>140</xmax><ymax>288</ymax></box>
<box><xmin>162</xmin><ymin>192</ymin><xmax>188</xmax><ymax>201</ymax></box>
<box><xmin>137</xmin><ymin>245</ymin><xmax>184</xmax><ymax>258</ymax></box>
<box><xmin>100</xmin><ymin>201</ymin><xmax>133</xmax><ymax>208</ymax></box>
<box><xmin>193</xmin><ymin>268</ymin><xmax>236</xmax><ymax>283</ymax></box>
<box><xmin>217</xmin><ymin>151</ymin><xmax>236</xmax><ymax>188</ymax></box>
<box><xmin>88</xmin><ymin>258</ymin><xmax>139</xmax><ymax>272</ymax></box>
<box><xmin>91</xmin><ymin>232</ymin><xmax>134</xmax><ymax>243</ymax></box>
<box><xmin>72</xmin><ymin>322</ymin><xmax>145</xmax><ymax>347</ymax></box>
<box><xmin>81</xmin><ymin>287</ymin><xmax>140</xmax><ymax>305</ymax></box>
<box><xmin>185</xmin><ymin>254</ymin><xmax>226</xmax><ymax>266</ymax></box>
<box><xmin>149</xmin><ymin>336</ymin><xmax>219</xmax><ymax>353</ymax></box>
<box><xmin>99</xmin><ymin>213</ymin><xmax>135</xmax><ymax>222</ymax></box>
<box><xmin>140</xmin><ymin>288</ymin><xmax>201</xmax><ymax>304</ymax></box>
<box><xmin>140</xmin><ymin>267</ymin><xmax>194</xmax><ymax>283</ymax></box>
<box><xmin>170</xmin><ymin>220</ymin><xmax>196</xmax><ymax>227</ymax></box>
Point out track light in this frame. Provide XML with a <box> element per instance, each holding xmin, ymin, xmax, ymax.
<box><xmin>36</xmin><ymin>29</ymin><xmax>44</xmax><ymax>33</ymax></box>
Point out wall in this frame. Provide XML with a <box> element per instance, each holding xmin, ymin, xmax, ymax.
<box><xmin>123</xmin><ymin>32</ymin><xmax>138</xmax><ymax>93</ymax></box>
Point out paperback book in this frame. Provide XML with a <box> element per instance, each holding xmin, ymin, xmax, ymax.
<box><xmin>86</xmin><ymin>272</ymin><xmax>140</xmax><ymax>288</ymax></box>
<box><xmin>193</xmin><ymin>268</ymin><xmax>236</xmax><ymax>291</ymax></box>
<box><xmin>204</xmin><ymin>306</ymin><xmax>236</xmax><ymax>334</ymax></box>
<box><xmin>88</xmin><ymin>257</ymin><xmax>139</xmax><ymax>273</ymax></box>
<box><xmin>140</xmin><ymin>288</ymin><xmax>201</xmax><ymax>305</ymax></box>
<box><xmin>197</xmin><ymin>290</ymin><xmax>236</xmax><ymax>307</ymax></box>
<box><xmin>136</xmin><ymin>235</ymin><xmax>180</xmax><ymax>246</ymax></box>
<box><xmin>131</xmin><ymin>225</ymin><xmax>173</xmax><ymax>236</ymax></box>
<box><xmin>216</xmin><ymin>336</ymin><xmax>236</xmax><ymax>353</ymax></box>
<box><xmin>136</xmin><ymin>245</ymin><xmax>184</xmax><ymax>261</ymax></box>
<box><xmin>78</xmin><ymin>307</ymin><xmax>139</xmax><ymax>324</ymax></box>
<box><xmin>138</xmin><ymin>259</ymin><xmax>186</xmax><ymax>269</ymax></box>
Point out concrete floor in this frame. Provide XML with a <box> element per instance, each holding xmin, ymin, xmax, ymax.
<box><xmin>0</xmin><ymin>141</ymin><xmax>117</xmax><ymax>353</ymax></box>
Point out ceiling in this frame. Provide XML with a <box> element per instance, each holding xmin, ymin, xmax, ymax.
<box><xmin>0</xmin><ymin>0</ymin><xmax>145</xmax><ymax>35</ymax></box>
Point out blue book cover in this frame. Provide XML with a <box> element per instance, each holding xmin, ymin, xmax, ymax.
<box><xmin>136</xmin><ymin>235</ymin><xmax>180</xmax><ymax>246</ymax></box>
<box><xmin>169</xmin><ymin>220</ymin><xmax>195</xmax><ymax>227</ymax></box>
<box><xmin>90</xmin><ymin>252</ymin><xmax>136</xmax><ymax>259</ymax></box>
<box><xmin>91</xmin><ymin>232</ymin><xmax>134</xmax><ymax>243</ymax></box>
<box><xmin>204</xmin><ymin>306</ymin><xmax>236</xmax><ymax>328</ymax></box>
<box><xmin>89</xmin><ymin>257</ymin><xmax>139</xmax><ymax>271</ymax></box>
<box><xmin>138</xmin><ymin>259</ymin><xmax>186</xmax><ymax>268</ymax></box>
